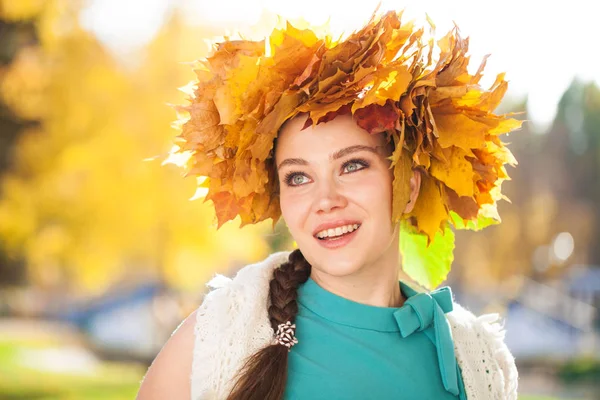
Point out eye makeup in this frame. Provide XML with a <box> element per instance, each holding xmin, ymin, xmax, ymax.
<box><xmin>282</xmin><ymin>157</ymin><xmax>371</xmax><ymax>187</ymax></box>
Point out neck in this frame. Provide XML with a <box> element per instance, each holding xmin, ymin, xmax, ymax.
<box><xmin>309</xmin><ymin>238</ymin><xmax>405</xmax><ymax>308</ymax></box>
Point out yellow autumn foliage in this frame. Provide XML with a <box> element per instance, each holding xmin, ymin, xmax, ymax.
<box><xmin>0</xmin><ymin>0</ymin><xmax>45</xmax><ymax>21</ymax></box>
<box><xmin>0</xmin><ymin>10</ymin><xmax>273</xmax><ymax>295</ymax></box>
<box><xmin>172</xmin><ymin>10</ymin><xmax>522</xmax><ymax>246</ymax></box>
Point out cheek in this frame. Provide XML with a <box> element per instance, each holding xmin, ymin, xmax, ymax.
<box><xmin>349</xmin><ymin>171</ymin><xmax>393</xmax><ymax>209</ymax></box>
<box><xmin>279</xmin><ymin>191</ymin><xmax>310</xmax><ymax>231</ymax></box>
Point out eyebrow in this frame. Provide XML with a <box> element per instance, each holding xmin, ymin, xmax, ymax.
<box><xmin>277</xmin><ymin>145</ymin><xmax>383</xmax><ymax>170</ymax></box>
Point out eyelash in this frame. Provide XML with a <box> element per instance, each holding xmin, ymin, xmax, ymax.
<box><xmin>283</xmin><ymin>158</ymin><xmax>370</xmax><ymax>187</ymax></box>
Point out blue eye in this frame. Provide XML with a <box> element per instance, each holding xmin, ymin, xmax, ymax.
<box><xmin>283</xmin><ymin>158</ymin><xmax>369</xmax><ymax>188</ymax></box>
<box><xmin>284</xmin><ymin>172</ymin><xmax>310</xmax><ymax>187</ymax></box>
<box><xmin>342</xmin><ymin>159</ymin><xmax>369</xmax><ymax>173</ymax></box>
<box><xmin>291</xmin><ymin>174</ymin><xmax>308</xmax><ymax>186</ymax></box>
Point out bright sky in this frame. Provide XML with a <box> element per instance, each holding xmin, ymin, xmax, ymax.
<box><xmin>80</xmin><ymin>0</ymin><xmax>600</xmax><ymax>132</ymax></box>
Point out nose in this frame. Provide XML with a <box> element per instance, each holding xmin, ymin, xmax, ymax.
<box><xmin>313</xmin><ymin>179</ymin><xmax>348</xmax><ymax>214</ymax></box>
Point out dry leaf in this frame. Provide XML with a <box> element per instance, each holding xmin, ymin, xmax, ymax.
<box><xmin>169</xmin><ymin>10</ymin><xmax>522</xmax><ymax>236</ymax></box>
<box><xmin>430</xmin><ymin>146</ymin><xmax>474</xmax><ymax>197</ymax></box>
<box><xmin>407</xmin><ymin>174</ymin><xmax>448</xmax><ymax>243</ymax></box>
<box><xmin>391</xmin><ymin>148</ymin><xmax>413</xmax><ymax>222</ymax></box>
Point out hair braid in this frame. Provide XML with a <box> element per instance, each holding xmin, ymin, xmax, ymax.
<box><xmin>227</xmin><ymin>249</ymin><xmax>311</xmax><ymax>400</ymax></box>
<box><xmin>268</xmin><ymin>249</ymin><xmax>311</xmax><ymax>328</ymax></box>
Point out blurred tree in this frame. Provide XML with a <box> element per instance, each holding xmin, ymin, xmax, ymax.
<box><xmin>450</xmin><ymin>96</ymin><xmax>531</xmax><ymax>292</ymax></box>
<box><xmin>452</xmin><ymin>80</ymin><xmax>600</xmax><ymax>296</ymax></box>
<box><xmin>0</xmin><ymin>0</ymin><xmax>44</xmax><ymax>284</ymax></box>
<box><xmin>3</xmin><ymin>0</ymin><xmax>596</xmax><ymax>301</ymax></box>
<box><xmin>553</xmin><ymin>80</ymin><xmax>600</xmax><ymax>265</ymax></box>
<box><xmin>0</xmin><ymin>1</ymin><xmax>272</xmax><ymax>296</ymax></box>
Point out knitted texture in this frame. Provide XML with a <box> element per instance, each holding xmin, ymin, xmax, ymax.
<box><xmin>190</xmin><ymin>252</ymin><xmax>518</xmax><ymax>399</ymax></box>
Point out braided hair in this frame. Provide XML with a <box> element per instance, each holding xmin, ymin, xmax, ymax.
<box><xmin>226</xmin><ymin>249</ymin><xmax>311</xmax><ymax>400</ymax></box>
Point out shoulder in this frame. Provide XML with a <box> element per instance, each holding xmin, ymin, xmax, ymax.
<box><xmin>190</xmin><ymin>252</ymin><xmax>289</xmax><ymax>370</ymax></box>
<box><xmin>135</xmin><ymin>309</ymin><xmax>197</xmax><ymax>400</ymax></box>
<box><xmin>136</xmin><ymin>251</ymin><xmax>290</xmax><ymax>400</ymax></box>
<box><xmin>192</xmin><ymin>250</ymin><xmax>291</xmax><ymax>325</ymax></box>
<box><xmin>194</xmin><ymin>249</ymin><xmax>292</xmax><ymax>338</ymax></box>
<box><xmin>220</xmin><ymin>250</ymin><xmax>292</xmax><ymax>291</ymax></box>
<box><xmin>194</xmin><ymin>250</ymin><xmax>292</xmax><ymax>322</ymax></box>
<box><xmin>448</xmin><ymin>300</ymin><xmax>519</xmax><ymax>400</ymax></box>
<box><xmin>190</xmin><ymin>251</ymin><xmax>291</xmax><ymax>398</ymax></box>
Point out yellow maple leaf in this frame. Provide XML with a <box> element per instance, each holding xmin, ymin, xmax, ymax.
<box><xmin>213</xmin><ymin>54</ymin><xmax>260</xmax><ymax>125</ymax></box>
<box><xmin>391</xmin><ymin>148</ymin><xmax>413</xmax><ymax>223</ymax></box>
<box><xmin>430</xmin><ymin>146</ymin><xmax>474</xmax><ymax>197</ymax></box>
<box><xmin>251</xmin><ymin>91</ymin><xmax>304</xmax><ymax>160</ymax></box>
<box><xmin>351</xmin><ymin>66</ymin><xmax>412</xmax><ymax>112</ymax></box>
<box><xmin>434</xmin><ymin>112</ymin><xmax>489</xmax><ymax>150</ymax></box>
<box><xmin>408</xmin><ymin>174</ymin><xmax>448</xmax><ymax>243</ymax></box>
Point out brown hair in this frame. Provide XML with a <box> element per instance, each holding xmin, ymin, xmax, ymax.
<box><xmin>226</xmin><ymin>249</ymin><xmax>311</xmax><ymax>400</ymax></box>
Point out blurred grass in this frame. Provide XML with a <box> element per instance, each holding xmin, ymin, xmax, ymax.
<box><xmin>0</xmin><ymin>336</ymin><xmax>575</xmax><ymax>400</ymax></box>
<box><xmin>558</xmin><ymin>356</ymin><xmax>600</xmax><ymax>383</ymax></box>
<box><xmin>0</xmin><ymin>337</ymin><xmax>145</xmax><ymax>400</ymax></box>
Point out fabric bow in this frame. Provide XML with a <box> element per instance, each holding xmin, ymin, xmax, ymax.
<box><xmin>393</xmin><ymin>284</ymin><xmax>460</xmax><ymax>396</ymax></box>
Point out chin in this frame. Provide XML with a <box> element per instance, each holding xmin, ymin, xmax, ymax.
<box><xmin>304</xmin><ymin>247</ymin><xmax>366</xmax><ymax>277</ymax></box>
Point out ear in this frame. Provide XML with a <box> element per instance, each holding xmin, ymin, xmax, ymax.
<box><xmin>403</xmin><ymin>169</ymin><xmax>422</xmax><ymax>214</ymax></box>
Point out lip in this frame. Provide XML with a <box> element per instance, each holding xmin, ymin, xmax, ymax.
<box><xmin>312</xmin><ymin>220</ymin><xmax>362</xmax><ymax>250</ymax></box>
<box><xmin>314</xmin><ymin>224</ymin><xmax>361</xmax><ymax>249</ymax></box>
<box><xmin>312</xmin><ymin>220</ymin><xmax>362</xmax><ymax>237</ymax></box>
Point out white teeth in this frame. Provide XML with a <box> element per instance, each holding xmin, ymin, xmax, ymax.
<box><xmin>316</xmin><ymin>224</ymin><xmax>361</xmax><ymax>239</ymax></box>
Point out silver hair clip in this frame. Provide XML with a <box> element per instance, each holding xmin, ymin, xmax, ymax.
<box><xmin>273</xmin><ymin>321</ymin><xmax>298</xmax><ymax>351</ymax></box>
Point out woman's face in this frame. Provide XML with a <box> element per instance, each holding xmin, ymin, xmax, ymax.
<box><xmin>275</xmin><ymin>114</ymin><xmax>401</xmax><ymax>277</ymax></box>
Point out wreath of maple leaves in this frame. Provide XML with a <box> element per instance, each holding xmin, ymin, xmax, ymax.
<box><xmin>169</xmin><ymin>10</ymin><xmax>522</xmax><ymax>246</ymax></box>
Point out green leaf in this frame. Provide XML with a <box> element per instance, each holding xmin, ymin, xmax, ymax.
<box><xmin>400</xmin><ymin>222</ymin><xmax>455</xmax><ymax>290</ymax></box>
<box><xmin>449</xmin><ymin>210</ymin><xmax>499</xmax><ymax>231</ymax></box>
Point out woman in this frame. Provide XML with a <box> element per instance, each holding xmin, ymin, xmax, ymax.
<box><xmin>137</xmin><ymin>9</ymin><xmax>520</xmax><ymax>400</ymax></box>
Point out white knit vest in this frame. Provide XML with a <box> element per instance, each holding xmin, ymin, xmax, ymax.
<box><xmin>190</xmin><ymin>251</ymin><xmax>518</xmax><ymax>399</ymax></box>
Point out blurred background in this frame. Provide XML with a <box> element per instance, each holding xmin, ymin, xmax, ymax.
<box><xmin>0</xmin><ymin>0</ymin><xmax>598</xmax><ymax>399</ymax></box>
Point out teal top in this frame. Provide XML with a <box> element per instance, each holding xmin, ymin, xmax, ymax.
<box><xmin>284</xmin><ymin>277</ymin><xmax>467</xmax><ymax>400</ymax></box>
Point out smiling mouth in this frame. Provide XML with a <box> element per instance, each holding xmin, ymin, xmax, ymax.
<box><xmin>315</xmin><ymin>224</ymin><xmax>361</xmax><ymax>240</ymax></box>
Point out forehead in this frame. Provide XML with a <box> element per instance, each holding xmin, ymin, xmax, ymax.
<box><xmin>275</xmin><ymin>114</ymin><xmax>385</xmax><ymax>160</ymax></box>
